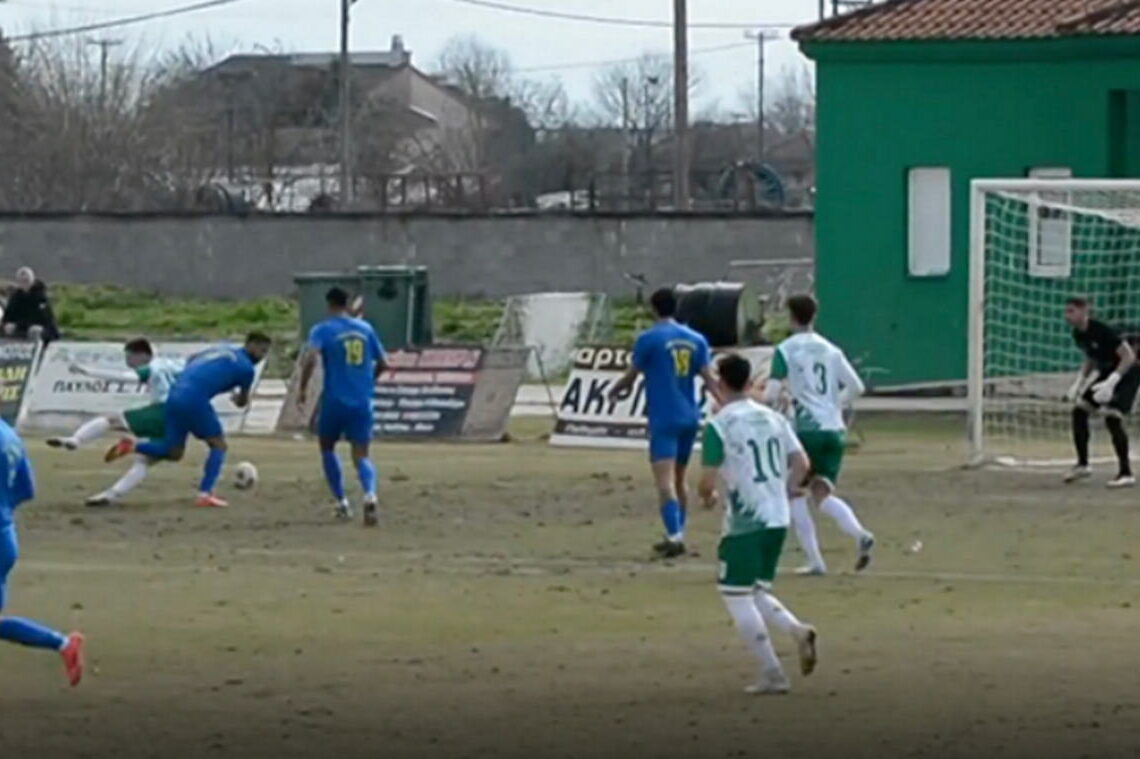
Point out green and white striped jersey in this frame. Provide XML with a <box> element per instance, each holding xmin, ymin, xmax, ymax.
<box><xmin>770</xmin><ymin>332</ymin><xmax>862</xmax><ymax>433</ymax></box>
<box><xmin>702</xmin><ymin>399</ymin><xmax>802</xmax><ymax>536</ymax></box>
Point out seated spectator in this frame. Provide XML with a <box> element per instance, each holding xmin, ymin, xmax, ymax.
<box><xmin>2</xmin><ymin>267</ymin><xmax>59</xmax><ymax>342</ymax></box>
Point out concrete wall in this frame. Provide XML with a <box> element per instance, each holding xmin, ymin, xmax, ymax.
<box><xmin>0</xmin><ymin>212</ymin><xmax>812</xmax><ymax>299</ymax></box>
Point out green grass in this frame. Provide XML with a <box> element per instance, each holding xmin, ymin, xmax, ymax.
<box><xmin>48</xmin><ymin>285</ymin><xmax>790</xmax><ymax>378</ymax></box>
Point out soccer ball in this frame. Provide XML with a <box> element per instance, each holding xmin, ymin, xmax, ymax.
<box><xmin>234</xmin><ymin>461</ymin><xmax>259</xmax><ymax>490</ymax></box>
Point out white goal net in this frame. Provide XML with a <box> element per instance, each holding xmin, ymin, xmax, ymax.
<box><xmin>969</xmin><ymin>179</ymin><xmax>1140</xmax><ymax>466</ymax></box>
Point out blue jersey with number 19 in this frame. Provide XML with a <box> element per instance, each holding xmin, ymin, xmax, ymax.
<box><xmin>633</xmin><ymin>319</ymin><xmax>710</xmax><ymax>432</ymax></box>
<box><xmin>309</xmin><ymin>316</ymin><xmax>386</xmax><ymax>407</ymax></box>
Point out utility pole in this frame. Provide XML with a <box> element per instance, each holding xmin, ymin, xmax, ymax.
<box><xmin>338</xmin><ymin>0</ymin><xmax>354</xmax><ymax>207</ymax></box>
<box><xmin>745</xmin><ymin>30</ymin><xmax>778</xmax><ymax>164</ymax></box>
<box><xmin>620</xmin><ymin>77</ymin><xmax>630</xmax><ymax>208</ymax></box>
<box><xmin>87</xmin><ymin>37</ymin><xmax>122</xmax><ymax>108</ymax></box>
<box><xmin>672</xmin><ymin>0</ymin><xmax>690</xmax><ymax>210</ymax></box>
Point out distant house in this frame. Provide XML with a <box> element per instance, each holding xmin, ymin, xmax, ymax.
<box><xmin>170</xmin><ymin>36</ymin><xmax>527</xmax><ymax>209</ymax></box>
<box><xmin>794</xmin><ymin>0</ymin><xmax>1140</xmax><ymax>386</ymax></box>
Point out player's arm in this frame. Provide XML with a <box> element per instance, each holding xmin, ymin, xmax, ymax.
<box><xmin>697</xmin><ymin>422</ymin><xmax>726</xmax><ymax>509</ymax></box>
<box><xmin>1092</xmin><ymin>338</ymin><xmax>1137</xmax><ymax>403</ymax></box>
<box><xmin>836</xmin><ymin>353</ymin><xmax>866</xmax><ymax>406</ymax></box>
<box><xmin>297</xmin><ymin>326</ymin><xmax>323</xmax><ymax>406</ymax></box>
<box><xmin>695</xmin><ymin>338</ymin><xmax>724</xmax><ymax>407</ymax></box>
<box><xmin>369</xmin><ymin>328</ymin><xmax>388</xmax><ymax>381</ymax></box>
<box><xmin>231</xmin><ymin>366</ymin><xmax>256</xmax><ymax>409</ymax></box>
<box><xmin>782</xmin><ymin>418</ymin><xmax>809</xmax><ymax>497</ymax></box>
<box><xmin>761</xmin><ymin>347</ymin><xmax>789</xmax><ymax>407</ymax></box>
<box><xmin>69</xmin><ymin>363</ymin><xmax>137</xmax><ymax>382</ymax></box>
<box><xmin>608</xmin><ymin>337</ymin><xmax>645</xmax><ymax>401</ymax></box>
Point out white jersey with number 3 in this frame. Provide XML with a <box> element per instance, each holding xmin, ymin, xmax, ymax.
<box><xmin>772</xmin><ymin>332</ymin><xmax>861</xmax><ymax>433</ymax></box>
<box><xmin>704</xmin><ymin>399</ymin><xmax>803</xmax><ymax>535</ymax></box>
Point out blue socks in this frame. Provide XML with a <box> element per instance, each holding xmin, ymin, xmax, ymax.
<box><xmin>322</xmin><ymin>450</ymin><xmax>346</xmax><ymax>500</ymax></box>
<box><xmin>0</xmin><ymin>617</ymin><xmax>67</xmax><ymax>650</ymax></box>
<box><xmin>200</xmin><ymin>447</ymin><xmax>226</xmax><ymax>493</ymax></box>
<box><xmin>660</xmin><ymin>499</ymin><xmax>684</xmax><ymax>540</ymax></box>
<box><xmin>355</xmin><ymin>458</ymin><xmax>377</xmax><ymax>499</ymax></box>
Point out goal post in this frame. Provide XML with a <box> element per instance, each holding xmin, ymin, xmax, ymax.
<box><xmin>968</xmin><ymin>178</ymin><xmax>1140</xmax><ymax>466</ymax></box>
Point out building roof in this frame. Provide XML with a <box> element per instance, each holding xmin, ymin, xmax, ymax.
<box><xmin>793</xmin><ymin>0</ymin><xmax>1140</xmax><ymax>42</ymax></box>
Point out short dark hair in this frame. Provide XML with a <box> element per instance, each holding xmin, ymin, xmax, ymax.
<box><xmin>650</xmin><ymin>287</ymin><xmax>677</xmax><ymax>318</ymax></box>
<box><xmin>787</xmin><ymin>294</ymin><xmax>818</xmax><ymax>327</ymax></box>
<box><xmin>717</xmin><ymin>353</ymin><xmax>752</xmax><ymax>392</ymax></box>
<box><xmin>124</xmin><ymin>337</ymin><xmax>153</xmax><ymax>356</ymax></box>
<box><xmin>245</xmin><ymin>331</ymin><xmax>272</xmax><ymax>346</ymax></box>
<box><xmin>326</xmin><ymin>287</ymin><xmax>349</xmax><ymax>308</ymax></box>
<box><xmin>1066</xmin><ymin>296</ymin><xmax>1090</xmax><ymax>308</ymax></box>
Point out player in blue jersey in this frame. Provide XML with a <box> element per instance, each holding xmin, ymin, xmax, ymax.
<box><xmin>0</xmin><ymin>419</ymin><xmax>86</xmax><ymax>686</ymax></box>
<box><xmin>298</xmin><ymin>287</ymin><xmax>387</xmax><ymax>526</ymax></box>
<box><xmin>609</xmin><ymin>287</ymin><xmax>721</xmax><ymax>558</ymax></box>
<box><xmin>107</xmin><ymin>332</ymin><xmax>272</xmax><ymax>508</ymax></box>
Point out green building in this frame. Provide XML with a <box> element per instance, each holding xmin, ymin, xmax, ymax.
<box><xmin>795</xmin><ymin>0</ymin><xmax>1140</xmax><ymax>387</ymax></box>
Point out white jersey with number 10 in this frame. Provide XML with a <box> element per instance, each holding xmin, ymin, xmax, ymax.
<box><xmin>771</xmin><ymin>332</ymin><xmax>861</xmax><ymax>433</ymax></box>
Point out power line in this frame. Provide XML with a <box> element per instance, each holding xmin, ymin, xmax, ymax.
<box><xmin>443</xmin><ymin>0</ymin><xmax>798</xmax><ymax>29</ymax></box>
<box><xmin>517</xmin><ymin>41</ymin><xmax>752</xmax><ymax>73</ymax></box>
<box><xmin>5</xmin><ymin>0</ymin><xmax>242</xmax><ymax>42</ymax></box>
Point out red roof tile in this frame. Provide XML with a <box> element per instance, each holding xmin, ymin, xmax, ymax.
<box><xmin>793</xmin><ymin>0</ymin><xmax>1140</xmax><ymax>42</ymax></box>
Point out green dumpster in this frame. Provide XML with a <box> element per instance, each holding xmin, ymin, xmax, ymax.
<box><xmin>294</xmin><ymin>266</ymin><xmax>433</xmax><ymax>351</ymax></box>
<box><xmin>356</xmin><ymin>265</ymin><xmax>433</xmax><ymax>350</ymax></box>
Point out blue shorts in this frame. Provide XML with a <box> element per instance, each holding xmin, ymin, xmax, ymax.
<box><xmin>0</xmin><ymin>524</ymin><xmax>18</xmax><ymax>611</ymax></box>
<box><xmin>162</xmin><ymin>395</ymin><xmax>224</xmax><ymax>449</ymax></box>
<box><xmin>649</xmin><ymin>425</ymin><xmax>699</xmax><ymax>465</ymax></box>
<box><xmin>318</xmin><ymin>399</ymin><xmax>374</xmax><ymax>444</ymax></box>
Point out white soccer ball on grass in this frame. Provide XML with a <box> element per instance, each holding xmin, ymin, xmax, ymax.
<box><xmin>234</xmin><ymin>461</ymin><xmax>259</xmax><ymax>490</ymax></box>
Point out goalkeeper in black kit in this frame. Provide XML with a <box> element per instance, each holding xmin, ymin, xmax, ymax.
<box><xmin>1063</xmin><ymin>297</ymin><xmax>1139</xmax><ymax>488</ymax></box>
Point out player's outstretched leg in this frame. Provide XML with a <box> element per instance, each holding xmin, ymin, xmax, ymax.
<box><xmin>320</xmin><ymin>443</ymin><xmax>351</xmax><ymax>520</ymax></box>
<box><xmin>817</xmin><ymin>490</ymin><xmax>876</xmax><ymax>572</ymax></box>
<box><xmin>1105</xmin><ymin>412</ymin><xmax>1135</xmax><ymax>488</ymax></box>
<box><xmin>48</xmin><ymin>414</ymin><xmax>116</xmax><ymax>451</ymax></box>
<box><xmin>352</xmin><ymin>441</ymin><xmax>379</xmax><ymax>528</ymax></box>
<box><xmin>754</xmin><ymin>589</ymin><xmax>817</xmax><ymax>676</ymax></box>
<box><xmin>0</xmin><ymin>526</ymin><xmax>85</xmax><ymax>686</ymax></box>
<box><xmin>87</xmin><ymin>455</ymin><xmax>153</xmax><ymax>507</ymax></box>
<box><xmin>1065</xmin><ymin>406</ymin><xmax>1093</xmax><ymax>483</ymax></box>
<box><xmin>196</xmin><ymin>438</ymin><xmax>228</xmax><ymax>508</ymax></box>
<box><xmin>721</xmin><ymin>591</ymin><xmax>788</xmax><ymax>694</ymax></box>
<box><xmin>790</xmin><ymin>496</ymin><xmax>826</xmax><ymax>575</ymax></box>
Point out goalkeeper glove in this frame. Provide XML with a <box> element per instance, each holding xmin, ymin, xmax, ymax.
<box><xmin>1064</xmin><ymin>373</ymin><xmax>1089</xmax><ymax>403</ymax></box>
<box><xmin>1092</xmin><ymin>373</ymin><xmax>1122</xmax><ymax>404</ymax></box>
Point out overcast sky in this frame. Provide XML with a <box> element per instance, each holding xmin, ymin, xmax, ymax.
<box><xmin>0</xmin><ymin>0</ymin><xmax>816</xmax><ymax>115</ymax></box>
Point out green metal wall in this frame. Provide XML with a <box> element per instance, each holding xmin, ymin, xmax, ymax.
<box><xmin>805</xmin><ymin>37</ymin><xmax>1140</xmax><ymax>386</ymax></box>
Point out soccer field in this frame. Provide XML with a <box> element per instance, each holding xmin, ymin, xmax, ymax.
<box><xmin>3</xmin><ymin>415</ymin><xmax>1140</xmax><ymax>759</ymax></box>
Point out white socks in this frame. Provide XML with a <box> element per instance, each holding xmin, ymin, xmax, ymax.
<box><xmin>722</xmin><ymin>594</ymin><xmax>784</xmax><ymax>676</ymax></box>
<box><xmin>110</xmin><ymin>456</ymin><xmax>149</xmax><ymax>497</ymax></box>
<box><xmin>791</xmin><ymin>496</ymin><xmax>826</xmax><ymax>571</ymax></box>
<box><xmin>754</xmin><ymin>590</ymin><xmax>804</xmax><ymax>635</ymax></box>
<box><xmin>72</xmin><ymin>416</ymin><xmax>111</xmax><ymax>446</ymax></box>
<box><xmin>821</xmin><ymin>495</ymin><xmax>869</xmax><ymax>540</ymax></box>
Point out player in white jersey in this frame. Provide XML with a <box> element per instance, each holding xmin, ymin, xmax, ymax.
<box><xmin>46</xmin><ymin>338</ymin><xmax>183</xmax><ymax>507</ymax></box>
<box><xmin>699</xmin><ymin>353</ymin><xmax>818</xmax><ymax>694</ymax></box>
<box><xmin>764</xmin><ymin>295</ymin><xmax>875</xmax><ymax>575</ymax></box>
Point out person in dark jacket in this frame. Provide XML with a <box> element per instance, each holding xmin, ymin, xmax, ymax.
<box><xmin>2</xmin><ymin>267</ymin><xmax>59</xmax><ymax>342</ymax></box>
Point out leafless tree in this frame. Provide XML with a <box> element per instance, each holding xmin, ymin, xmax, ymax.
<box><xmin>737</xmin><ymin>62</ymin><xmax>815</xmax><ymax>138</ymax></box>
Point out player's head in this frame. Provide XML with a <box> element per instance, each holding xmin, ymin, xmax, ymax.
<box><xmin>244</xmin><ymin>331</ymin><xmax>273</xmax><ymax>363</ymax></box>
<box><xmin>1065</xmin><ymin>296</ymin><xmax>1091</xmax><ymax>328</ymax></box>
<box><xmin>123</xmin><ymin>337</ymin><xmax>154</xmax><ymax>368</ymax></box>
<box><xmin>787</xmin><ymin>294</ymin><xmax>818</xmax><ymax>329</ymax></box>
<box><xmin>649</xmin><ymin>287</ymin><xmax>677</xmax><ymax>320</ymax></box>
<box><xmin>716</xmin><ymin>353</ymin><xmax>752</xmax><ymax>395</ymax></box>
<box><xmin>326</xmin><ymin>287</ymin><xmax>350</xmax><ymax>314</ymax></box>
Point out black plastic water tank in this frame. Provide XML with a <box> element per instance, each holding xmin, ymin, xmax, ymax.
<box><xmin>674</xmin><ymin>282</ymin><xmax>762</xmax><ymax>348</ymax></box>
